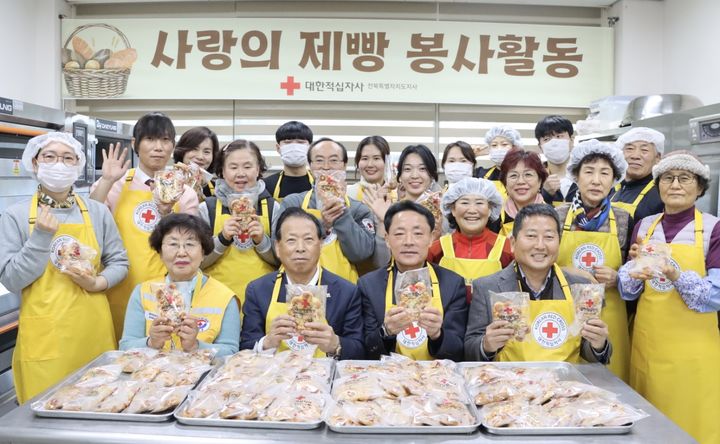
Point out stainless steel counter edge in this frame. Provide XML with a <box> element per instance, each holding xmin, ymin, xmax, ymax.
<box><xmin>0</xmin><ymin>363</ymin><xmax>697</xmax><ymax>444</ymax></box>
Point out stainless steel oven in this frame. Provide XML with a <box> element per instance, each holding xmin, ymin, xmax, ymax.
<box><xmin>88</xmin><ymin>117</ymin><xmax>134</xmax><ymax>184</ymax></box>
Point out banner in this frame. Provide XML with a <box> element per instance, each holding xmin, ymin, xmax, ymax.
<box><xmin>61</xmin><ymin>18</ymin><xmax>613</xmax><ymax>106</ymax></box>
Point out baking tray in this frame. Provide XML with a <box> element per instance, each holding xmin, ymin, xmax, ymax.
<box><xmin>328</xmin><ymin>360</ymin><xmax>481</xmax><ymax>434</ymax></box>
<box><xmin>174</xmin><ymin>357</ymin><xmax>334</xmax><ymax>429</ymax></box>
<box><xmin>459</xmin><ymin>361</ymin><xmax>633</xmax><ymax>435</ymax></box>
<box><xmin>31</xmin><ymin>350</ymin><xmax>211</xmax><ymax>422</ymax></box>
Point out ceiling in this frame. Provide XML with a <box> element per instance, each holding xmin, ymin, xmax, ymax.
<box><xmin>65</xmin><ymin>0</ymin><xmax>623</xmax><ymax>7</ymax></box>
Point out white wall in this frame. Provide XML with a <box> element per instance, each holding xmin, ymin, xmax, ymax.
<box><xmin>0</xmin><ymin>0</ymin><xmax>70</xmax><ymax>109</ymax></box>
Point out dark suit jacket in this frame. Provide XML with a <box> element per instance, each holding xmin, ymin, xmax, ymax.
<box><xmin>359</xmin><ymin>263</ymin><xmax>468</xmax><ymax>361</ymax></box>
<box><xmin>465</xmin><ymin>263</ymin><xmax>612</xmax><ymax>363</ymax></box>
<box><xmin>240</xmin><ymin>268</ymin><xmax>364</xmax><ymax>359</ymax></box>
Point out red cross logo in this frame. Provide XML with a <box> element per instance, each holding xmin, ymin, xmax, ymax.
<box><xmin>237</xmin><ymin>231</ymin><xmax>250</xmax><ymax>243</ymax></box>
<box><xmin>404</xmin><ymin>324</ymin><xmax>421</xmax><ymax>339</ymax></box>
<box><xmin>297</xmin><ymin>335</ymin><xmax>304</xmax><ymax>342</ymax></box>
<box><xmin>280</xmin><ymin>76</ymin><xmax>301</xmax><ymax>96</ymax></box>
<box><xmin>585</xmin><ymin>299</ymin><xmax>595</xmax><ymax>308</ymax></box>
<box><xmin>542</xmin><ymin>322</ymin><xmax>559</xmax><ymax>339</ymax></box>
<box><xmin>141</xmin><ymin>209</ymin><xmax>156</xmax><ymax>224</ymax></box>
<box><xmin>581</xmin><ymin>252</ymin><xmax>597</xmax><ymax>268</ymax></box>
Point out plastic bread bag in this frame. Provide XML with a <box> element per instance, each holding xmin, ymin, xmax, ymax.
<box><xmin>75</xmin><ymin>364</ymin><xmax>122</xmax><ymax>388</ymax></box>
<box><xmin>629</xmin><ymin>240</ymin><xmax>672</xmax><ymax>278</ymax></box>
<box><xmin>373</xmin><ymin>397</ymin><xmax>413</xmax><ymax>426</ymax></box>
<box><xmin>314</xmin><ymin>169</ymin><xmax>346</xmax><ymax>210</ymax></box>
<box><xmin>424</xmin><ymin>373</ymin><xmax>469</xmax><ymax>403</ymax></box>
<box><xmin>472</xmin><ymin>379</ymin><xmax>523</xmax><ymax>406</ymax></box>
<box><xmin>289</xmin><ymin>372</ymin><xmax>331</xmax><ymax>394</ymax></box>
<box><xmin>301</xmin><ymin>359</ymin><xmax>333</xmax><ymax>381</ymax></box>
<box><xmin>150</xmin><ymin>282</ymin><xmax>186</xmax><ymax>328</ymax></box>
<box><xmin>394</xmin><ymin>267</ymin><xmax>433</xmax><ymax>323</ymax></box>
<box><xmin>219</xmin><ymin>393</ymin><xmax>266</xmax><ymax>420</ymax></box>
<box><xmin>490</xmin><ymin>291</ymin><xmax>530</xmax><ymax>342</ymax></box>
<box><xmin>42</xmin><ymin>385</ymin><xmax>84</xmax><ymax>410</ymax></box>
<box><xmin>114</xmin><ymin>348</ymin><xmax>159</xmax><ymax>373</ymax></box>
<box><xmin>179</xmin><ymin>391</ymin><xmax>227</xmax><ymax>419</ymax></box>
<box><xmin>93</xmin><ymin>380</ymin><xmax>142</xmax><ymax>413</ymax></box>
<box><xmin>285</xmin><ymin>284</ymin><xmax>327</xmax><ymax>332</ymax></box>
<box><xmin>480</xmin><ymin>398</ymin><xmax>528</xmax><ymax>427</ymax></box>
<box><xmin>416</xmin><ymin>190</ymin><xmax>443</xmax><ymax>226</ymax></box>
<box><xmin>175</xmin><ymin>161</ymin><xmax>212</xmax><ymax>192</ymax></box>
<box><xmin>263</xmin><ymin>392</ymin><xmax>330</xmax><ymax>422</ymax></box>
<box><xmin>404</xmin><ymin>395</ymin><xmax>475</xmax><ymax>427</ymax></box>
<box><xmin>131</xmin><ymin>356</ymin><xmax>171</xmax><ymax>382</ymax></box>
<box><xmin>384</xmin><ymin>154</ymin><xmax>398</xmax><ymax>192</ymax></box>
<box><xmin>125</xmin><ymin>383</ymin><xmax>193</xmax><ymax>414</ymax></box>
<box><xmin>153</xmin><ymin>166</ymin><xmax>186</xmax><ymax>204</ymax></box>
<box><xmin>332</xmin><ymin>374</ymin><xmax>386</xmax><ymax>402</ymax></box>
<box><xmin>57</xmin><ymin>239</ymin><xmax>97</xmax><ymax>278</ymax></box>
<box><xmin>227</xmin><ymin>191</ymin><xmax>259</xmax><ymax>233</ymax></box>
<box><xmin>326</xmin><ymin>400</ymin><xmax>383</xmax><ymax>426</ymax></box>
<box><xmin>572</xmin><ymin>397</ymin><xmax>649</xmax><ymax>427</ymax></box>
<box><xmin>569</xmin><ymin>283</ymin><xmax>605</xmax><ymax>336</ymax></box>
<box><xmin>61</xmin><ymin>385</ymin><xmax>117</xmax><ymax>412</ymax></box>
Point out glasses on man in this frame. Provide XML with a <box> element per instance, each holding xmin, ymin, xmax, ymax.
<box><xmin>162</xmin><ymin>241</ymin><xmax>201</xmax><ymax>253</ymax></box>
<box><xmin>311</xmin><ymin>158</ymin><xmax>344</xmax><ymax>169</ymax></box>
<box><xmin>659</xmin><ymin>174</ymin><xmax>696</xmax><ymax>185</ymax></box>
<box><xmin>38</xmin><ymin>152</ymin><xmax>79</xmax><ymax>166</ymax></box>
<box><xmin>506</xmin><ymin>171</ymin><xmax>539</xmax><ymax>183</ymax></box>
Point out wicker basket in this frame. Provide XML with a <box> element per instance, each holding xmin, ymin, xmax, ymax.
<box><xmin>63</xmin><ymin>23</ymin><xmax>132</xmax><ymax>98</ymax></box>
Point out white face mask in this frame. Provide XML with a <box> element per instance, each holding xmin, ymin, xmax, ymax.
<box><xmin>37</xmin><ymin>162</ymin><xmax>79</xmax><ymax>192</ymax></box>
<box><xmin>279</xmin><ymin>143</ymin><xmax>309</xmax><ymax>167</ymax></box>
<box><xmin>444</xmin><ymin>162</ymin><xmax>474</xmax><ymax>184</ymax></box>
<box><xmin>489</xmin><ymin>148</ymin><xmax>509</xmax><ymax>166</ymax></box>
<box><xmin>542</xmin><ymin>138</ymin><xmax>571</xmax><ymax>164</ymax></box>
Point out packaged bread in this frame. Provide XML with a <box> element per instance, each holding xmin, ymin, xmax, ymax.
<box><xmin>75</xmin><ymin>364</ymin><xmax>122</xmax><ymax>388</ymax></box>
<box><xmin>285</xmin><ymin>284</ymin><xmax>327</xmax><ymax>331</ymax></box>
<box><xmin>629</xmin><ymin>240</ymin><xmax>672</xmax><ymax>278</ymax></box>
<box><xmin>385</xmin><ymin>154</ymin><xmax>398</xmax><ymax>192</ymax></box>
<box><xmin>263</xmin><ymin>392</ymin><xmax>328</xmax><ymax>422</ymax></box>
<box><xmin>93</xmin><ymin>381</ymin><xmax>141</xmax><ymax>413</ymax></box>
<box><xmin>395</xmin><ymin>267</ymin><xmax>433</xmax><ymax>322</ymax></box>
<box><xmin>416</xmin><ymin>191</ymin><xmax>443</xmax><ymax>227</ymax></box>
<box><xmin>124</xmin><ymin>383</ymin><xmax>192</xmax><ymax>414</ymax></box>
<box><xmin>490</xmin><ymin>291</ymin><xmax>530</xmax><ymax>342</ymax></box>
<box><xmin>150</xmin><ymin>282</ymin><xmax>186</xmax><ymax>327</ymax></box>
<box><xmin>153</xmin><ymin>166</ymin><xmax>186</xmax><ymax>204</ymax></box>
<box><xmin>569</xmin><ymin>284</ymin><xmax>605</xmax><ymax>336</ymax></box>
<box><xmin>314</xmin><ymin>170</ymin><xmax>346</xmax><ymax>209</ymax></box>
<box><xmin>61</xmin><ymin>385</ymin><xmax>116</xmax><ymax>412</ymax></box>
<box><xmin>114</xmin><ymin>348</ymin><xmax>158</xmax><ymax>373</ymax></box>
<box><xmin>57</xmin><ymin>240</ymin><xmax>97</xmax><ymax>278</ymax></box>
<box><xmin>228</xmin><ymin>191</ymin><xmax>258</xmax><ymax>233</ymax></box>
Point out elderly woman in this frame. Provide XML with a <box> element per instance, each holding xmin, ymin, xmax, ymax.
<box><xmin>618</xmin><ymin>151</ymin><xmax>720</xmax><ymax>444</ymax></box>
<box><xmin>555</xmin><ymin>139</ymin><xmax>631</xmax><ymax>382</ymax></box>
<box><xmin>120</xmin><ymin>213</ymin><xmax>239</xmax><ymax>356</ymax></box>
<box><xmin>493</xmin><ymin>149</ymin><xmax>547</xmax><ymax>237</ymax></box>
<box><xmin>427</xmin><ymin>178</ymin><xmax>513</xmax><ymax>302</ymax></box>
<box><xmin>476</xmin><ymin>125</ymin><xmax>523</xmax><ymax>199</ymax></box>
<box><xmin>0</xmin><ymin>132</ymin><xmax>128</xmax><ymax>403</ymax></box>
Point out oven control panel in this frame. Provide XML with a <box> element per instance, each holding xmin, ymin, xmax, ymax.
<box><xmin>690</xmin><ymin>113</ymin><xmax>720</xmax><ymax>144</ymax></box>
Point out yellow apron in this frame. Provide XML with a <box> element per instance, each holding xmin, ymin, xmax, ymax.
<box><xmin>438</xmin><ymin>233</ymin><xmax>504</xmax><ymax>290</ymax></box>
<box><xmin>498</xmin><ymin>265</ymin><xmax>581</xmax><ymax>363</ymax></box>
<box><xmin>272</xmin><ymin>171</ymin><xmax>314</xmax><ymax>203</ymax></box>
<box><xmin>385</xmin><ymin>265</ymin><xmax>443</xmax><ymax>360</ymax></box>
<box><xmin>302</xmin><ymin>192</ymin><xmax>359</xmax><ymax>283</ymax></box>
<box><xmin>265</xmin><ymin>269</ymin><xmax>327</xmax><ymax>358</ymax></box>
<box><xmin>484</xmin><ymin>167</ymin><xmax>508</xmax><ymax>201</ymax></box>
<box><xmin>557</xmin><ymin>208</ymin><xmax>630</xmax><ymax>382</ymax></box>
<box><xmin>13</xmin><ymin>194</ymin><xmax>115</xmax><ymax>403</ymax></box>
<box><xmin>141</xmin><ymin>272</ymin><xmax>235</xmax><ymax>350</ymax></box>
<box><xmin>204</xmin><ymin>198</ymin><xmax>275</xmax><ymax>309</ymax></box>
<box><xmin>207</xmin><ymin>181</ymin><xmax>215</xmax><ymax>196</ymax></box>
<box><xmin>631</xmin><ymin>210</ymin><xmax>720</xmax><ymax>444</ymax></box>
<box><xmin>499</xmin><ymin>211</ymin><xmax>514</xmax><ymax>238</ymax></box>
<box><xmin>611</xmin><ymin>181</ymin><xmax>655</xmax><ymax>219</ymax></box>
<box><xmin>106</xmin><ymin>169</ymin><xmax>178</xmax><ymax>341</ymax></box>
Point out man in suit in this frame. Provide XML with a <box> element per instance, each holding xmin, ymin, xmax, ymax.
<box><xmin>240</xmin><ymin>207</ymin><xmax>364</xmax><ymax>359</ymax></box>
<box><xmin>465</xmin><ymin>203</ymin><xmax>611</xmax><ymax>363</ymax></box>
<box><xmin>358</xmin><ymin>200</ymin><xmax>468</xmax><ymax>361</ymax></box>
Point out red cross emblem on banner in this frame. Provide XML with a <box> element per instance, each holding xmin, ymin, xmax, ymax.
<box><xmin>581</xmin><ymin>251</ymin><xmax>597</xmax><ymax>268</ymax></box>
<box><xmin>280</xmin><ymin>76</ymin><xmax>301</xmax><ymax>96</ymax></box>
<box><xmin>141</xmin><ymin>209</ymin><xmax>157</xmax><ymax>224</ymax></box>
<box><xmin>404</xmin><ymin>324</ymin><xmax>421</xmax><ymax>339</ymax></box>
<box><xmin>541</xmin><ymin>322</ymin><xmax>559</xmax><ymax>339</ymax></box>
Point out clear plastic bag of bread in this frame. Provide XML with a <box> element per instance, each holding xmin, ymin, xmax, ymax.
<box><xmin>57</xmin><ymin>239</ymin><xmax>97</xmax><ymax>278</ymax></box>
<box><xmin>114</xmin><ymin>348</ymin><xmax>159</xmax><ymax>373</ymax></box>
<box><xmin>314</xmin><ymin>169</ymin><xmax>346</xmax><ymax>210</ymax></box>
<box><xmin>416</xmin><ymin>190</ymin><xmax>443</xmax><ymax>227</ymax></box>
<box><xmin>75</xmin><ymin>364</ymin><xmax>122</xmax><ymax>388</ymax></box>
<box><xmin>490</xmin><ymin>291</ymin><xmax>530</xmax><ymax>342</ymax></box>
<box><xmin>569</xmin><ymin>283</ymin><xmax>605</xmax><ymax>336</ymax></box>
<box><xmin>92</xmin><ymin>380</ymin><xmax>142</xmax><ymax>413</ymax></box>
<box><xmin>227</xmin><ymin>190</ymin><xmax>259</xmax><ymax>234</ymax></box>
<box><xmin>332</xmin><ymin>373</ymin><xmax>386</xmax><ymax>402</ymax></box>
<box><xmin>395</xmin><ymin>267</ymin><xmax>433</xmax><ymax>323</ymax></box>
<box><xmin>385</xmin><ymin>154</ymin><xmax>398</xmax><ymax>194</ymax></box>
<box><xmin>326</xmin><ymin>400</ymin><xmax>383</xmax><ymax>426</ymax></box>
<box><xmin>629</xmin><ymin>240</ymin><xmax>672</xmax><ymax>278</ymax></box>
<box><xmin>263</xmin><ymin>391</ymin><xmax>329</xmax><ymax>422</ymax></box>
<box><xmin>124</xmin><ymin>383</ymin><xmax>193</xmax><ymax>414</ymax></box>
<box><xmin>179</xmin><ymin>390</ymin><xmax>226</xmax><ymax>419</ymax></box>
<box><xmin>61</xmin><ymin>385</ymin><xmax>117</xmax><ymax>412</ymax></box>
<box><xmin>150</xmin><ymin>282</ymin><xmax>186</xmax><ymax>328</ymax></box>
<box><xmin>285</xmin><ymin>284</ymin><xmax>327</xmax><ymax>331</ymax></box>
<box><xmin>175</xmin><ymin>161</ymin><xmax>212</xmax><ymax>194</ymax></box>
<box><xmin>404</xmin><ymin>395</ymin><xmax>475</xmax><ymax>427</ymax></box>
<box><xmin>153</xmin><ymin>166</ymin><xmax>187</xmax><ymax>204</ymax></box>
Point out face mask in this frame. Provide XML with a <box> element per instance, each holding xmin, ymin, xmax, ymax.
<box><xmin>542</xmin><ymin>138</ymin><xmax>571</xmax><ymax>164</ymax></box>
<box><xmin>489</xmin><ymin>148</ymin><xmax>509</xmax><ymax>166</ymax></box>
<box><xmin>444</xmin><ymin>162</ymin><xmax>474</xmax><ymax>184</ymax></box>
<box><xmin>37</xmin><ymin>162</ymin><xmax>79</xmax><ymax>192</ymax></box>
<box><xmin>279</xmin><ymin>143</ymin><xmax>308</xmax><ymax>167</ymax></box>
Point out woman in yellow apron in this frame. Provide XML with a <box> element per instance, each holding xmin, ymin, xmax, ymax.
<box><xmin>2</xmin><ymin>132</ymin><xmax>128</xmax><ymax>403</ymax></box>
<box><xmin>556</xmin><ymin>139</ymin><xmax>632</xmax><ymax>382</ymax></box>
<box><xmin>199</xmin><ymin>140</ymin><xmax>278</xmax><ymax>308</ymax></box>
<box><xmin>119</xmin><ymin>213</ymin><xmax>239</xmax><ymax>356</ymax></box>
<box><xmin>494</xmin><ymin>149</ymin><xmax>547</xmax><ymax>237</ymax></box>
<box><xmin>427</xmin><ymin>177</ymin><xmax>512</xmax><ymax>303</ymax></box>
<box><xmin>173</xmin><ymin>126</ymin><xmax>220</xmax><ymax>200</ymax></box>
<box><xmin>618</xmin><ymin>151</ymin><xmax>720</xmax><ymax>444</ymax></box>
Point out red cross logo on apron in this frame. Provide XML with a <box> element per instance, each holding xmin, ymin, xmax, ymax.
<box><xmin>581</xmin><ymin>252</ymin><xmax>597</xmax><ymax>268</ymax></box>
<box><xmin>541</xmin><ymin>321</ymin><xmax>559</xmax><ymax>339</ymax></box>
<box><xmin>237</xmin><ymin>231</ymin><xmax>250</xmax><ymax>243</ymax></box>
<box><xmin>404</xmin><ymin>324</ymin><xmax>421</xmax><ymax>339</ymax></box>
<box><xmin>141</xmin><ymin>209</ymin><xmax>157</xmax><ymax>224</ymax></box>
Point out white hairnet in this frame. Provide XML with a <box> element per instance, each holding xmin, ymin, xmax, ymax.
<box><xmin>484</xmin><ymin>125</ymin><xmax>524</xmax><ymax>148</ymax></box>
<box><xmin>21</xmin><ymin>132</ymin><xmax>86</xmax><ymax>178</ymax></box>
<box><xmin>441</xmin><ymin>177</ymin><xmax>503</xmax><ymax>221</ymax></box>
<box><xmin>566</xmin><ymin>139</ymin><xmax>628</xmax><ymax>183</ymax></box>
<box><xmin>616</xmin><ymin>127</ymin><xmax>665</xmax><ymax>154</ymax></box>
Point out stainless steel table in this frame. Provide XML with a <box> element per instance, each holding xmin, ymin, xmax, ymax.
<box><xmin>0</xmin><ymin>363</ymin><xmax>696</xmax><ymax>444</ymax></box>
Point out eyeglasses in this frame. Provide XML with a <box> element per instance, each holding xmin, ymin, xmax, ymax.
<box><xmin>38</xmin><ymin>153</ymin><xmax>79</xmax><ymax>166</ymax></box>
<box><xmin>311</xmin><ymin>159</ymin><xmax>344</xmax><ymax>168</ymax></box>
<box><xmin>506</xmin><ymin>171</ymin><xmax>539</xmax><ymax>183</ymax></box>
<box><xmin>659</xmin><ymin>174</ymin><xmax>696</xmax><ymax>185</ymax></box>
<box><xmin>162</xmin><ymin>241</ymin><xmax>200</xmax><ymax>253</ymax></box>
